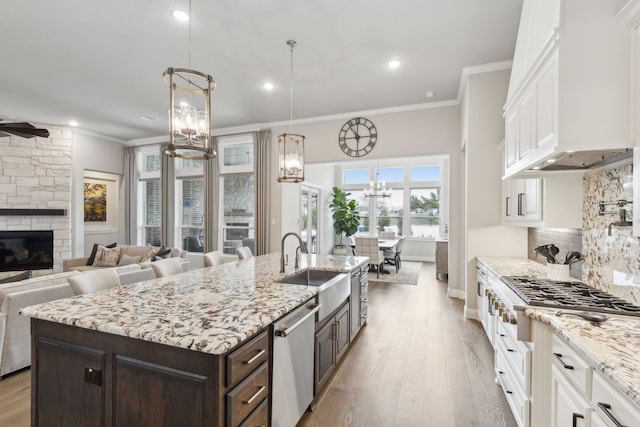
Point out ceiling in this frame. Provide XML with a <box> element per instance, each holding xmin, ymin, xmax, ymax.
<box><xmin>0</xmin><ymin>0</ymin><xmax>523</xmax><ymax>143</ymax></box>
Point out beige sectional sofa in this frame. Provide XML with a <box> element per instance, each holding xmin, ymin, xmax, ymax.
<box><xmin>63</xmin><ymin>244</ymin><xmax>186</xmax><ymax>272</ymax></box>
<box><xmin>1</xmin><ymin>257</ymin><xmax>191</xmax><ymax>378</ymax></box>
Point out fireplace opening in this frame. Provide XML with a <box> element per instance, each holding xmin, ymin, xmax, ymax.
<box><xmin>0</xmin><ymin>230</ymin><xmax>54</xmax><ymax>272</ymax></box>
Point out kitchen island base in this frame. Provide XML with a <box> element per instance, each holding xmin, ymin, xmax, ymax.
<box><xmin>30</xmin><ymin>318</ymin><xmax>269</xmax><ymax>427</ymax></box>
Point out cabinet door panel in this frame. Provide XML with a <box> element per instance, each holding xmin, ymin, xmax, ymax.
<box><xmin>35</xmin><ymin>337</ymin><xmax>106</xmax><ymax>427</ymax></box>
<box><xmin>335</xmin><ymin>305</ymin><xmax>350</xmax><ymax>362</ymax></box>
<box><xmin>536</xmin><ymin>62</ymin><xmax>556</xmax><ymax>149</ymax></box>
<box><xmin>518</xmin><ymin>91</ymin><xmax>535</xmax><ymax>160</ymax></box>
<box><xmin>114</xmin><ymin>355</ymin><xmax>207</xmax><ymax>427</ymax></box>
<box><xmin>505</xmin><ymin>110</ymin><xmax>519</xmax><ymax>168</ymax></box>
<box><xmin>315</xmin><ymin>321</ymin><xmax>335</xmax><ymax>391</ymax></box>
<box><xmin>551</xmin><ymin>366</ymin><xmax>589</xmax><ymax>427</ymax></box>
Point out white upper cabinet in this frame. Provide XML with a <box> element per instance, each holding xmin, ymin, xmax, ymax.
<box><xmin>503</xmin><ymin>0</ymin><xmax>633</xmax><ymax>178</ymax></box>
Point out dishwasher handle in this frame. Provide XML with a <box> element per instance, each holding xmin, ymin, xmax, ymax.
<box><xmin>274</xmin><ymin>304</ymin><xmax>321</xmax><ymax>338</ymax></box>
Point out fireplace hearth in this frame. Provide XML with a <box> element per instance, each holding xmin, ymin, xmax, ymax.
<box><xmin>0</xmin><ymin>230</ymin><xmax>54</xmax><ymax>272</ymax></box>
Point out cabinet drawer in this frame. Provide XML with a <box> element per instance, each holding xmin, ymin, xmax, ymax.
<box><xmin>226</xmin><ymin>330</ymin><xmax>268</xmax><ymax>388</ymax></box>
<box><xmin>496</xmin><ymin>351</ymin><xmax>530</xmax><ymax>427</ymax></box>
<box><xmin>551</xmin><ymin>335</ymin><xmax>591</xmax><ymax>397</ymax></box>
<box><xmin>496</xmin><ymin>321</ymin><xmax>530</xmax><ymax>392</ymax></box>
<box><xmin>226</xmin><ymin>362</ymin><xmax>268</xmax><ymax>427</ymax></box>
<box><xmin>592</xmin><ymin>371</ymin><xmax>640</xmax><ymax>427</ymax></box>
<box><xmin>238</xmin><ymin>399</ymin><xmax>268</xmax><ymax>427</ymax></box>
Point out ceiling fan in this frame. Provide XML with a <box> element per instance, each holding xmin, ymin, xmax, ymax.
<box><xmin>0</xmin><ymin>121</ymin><xmax>50</xmax><ymax>138</ymax></box>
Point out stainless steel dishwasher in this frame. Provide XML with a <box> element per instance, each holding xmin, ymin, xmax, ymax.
<box><xmin>272</xmin><ymin>301</ymin><xmax>320</xmax><ymax>427</ymax></box>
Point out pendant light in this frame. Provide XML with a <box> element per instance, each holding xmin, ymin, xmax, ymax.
<box><xmin>364</xmin><ymin>163</ymin><xmax>391</xmax><ymax>198</ymax></box>
<box><xmin>277</xmin><ymin>40</ymin><xmax>305</xmax><ymax>183</ymax></box>
<box><xmin>163</xmin><ymin>0</ymin><xmax>216</xmax><ymax>160</ymax></box>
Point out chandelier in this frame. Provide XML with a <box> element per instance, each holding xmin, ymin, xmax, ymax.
<box><xmin>277</xmin><ymin>40</ymin><xmax>305</xmax><ymax>183</ymax></box>
<box><xmin>364</xmin><ymin>171</ymin><xmax>391</xmax><ymax>198</ymax></box>
<box><xmin>163</xmin><ymin>0</ymin><xmax>216</xmax><ymax>160</ymax></box>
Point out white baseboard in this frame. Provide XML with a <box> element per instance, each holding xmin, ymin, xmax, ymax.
<box><xmin>447</xmin><ymin>287</ymin><xmax>465</xmax><ymax>300</ymax></box>
<box><xmin>402</xmin><ymin>256</ymin><xmax>434</xmax><ymax>263</ymax></box>
<box><xmin>464</xmin><ymin>307</ymin><xmax>479</xmax><ymax>321</ymax></box>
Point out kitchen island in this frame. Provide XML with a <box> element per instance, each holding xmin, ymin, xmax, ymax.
<box><xmin>21</xmin><ymin>253</ymin><xmax>368</xmax><ymax>427</ymax></box>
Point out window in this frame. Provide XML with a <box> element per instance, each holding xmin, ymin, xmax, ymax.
<box><xmin>218</xmin><ymin>134</ymin><xmax>256</xmax><ymax>255</ymax></box>
<box><xmin>137</xmin><ymin>147</ymin><xmax>162</xmax><ymax>246</ymax></box>
<box><xmin>173</xmin><ymin>153</ymin><xmax>205</xmax><ymax>251</ymax></box>
<box><xmin>410</xmin><ymin>188</ymin><xmax>439</xmax><ymax>238</ymax></box>
<box><xmin>221</xmin><ymin>175</ymin><xmax>255</xmax><ymax>255</ymax></box>
<box><xmin>340</xmin><ymin>158</ymin><xmax>445</xmax><ymax>239</ymax></box>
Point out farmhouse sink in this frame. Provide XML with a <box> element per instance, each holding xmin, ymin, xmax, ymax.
<box><xmin>278</xmin><ymin>269</ymin><xmax>350</xmax><ymax>323</ymax></box>
<box><xmin>278</xmin><ymin>269</ymin><xmax>343</xmax><ymax>286</ymax></box>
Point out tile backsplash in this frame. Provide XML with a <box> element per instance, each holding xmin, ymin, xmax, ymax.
<box><xmin>528</xmin><ymin>228</ymin><xmax>583</xmax><ymax>280</ymax></box>
<box><xmin>582</xmin><ymin>163</ymin><xmax>639</xmax><ymax>304</ymax></box>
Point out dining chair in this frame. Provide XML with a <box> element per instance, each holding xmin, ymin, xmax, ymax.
<box><xmin>151</xmin><ymin>257</ymin><xmax>183</xmax><ymax>277</ymax></box>
<box><xmin>384</xmin><ymin>237</ymin><xmax>405</xmax><ymax>273</ymax></box>
<box><xmin>379</xmin><ymin>231</ymin><xmax>396</xmax><ymax>240</ymax></box>
<box><xmin>354</xmin><ymin>236</ymin><xmax>384</xmax><ymax>278</ymax></box>
<box><xmin>204</xmin><ymin>250</ymin><xmax>225</xmax><ymax>267</ymax></box>
<box><xmin>68</xmin><ymin>268</ymin><xmax>121</xmax><ymax>295</ymax></box>
<box><xmin>236</xmin><ymin>246</ymin><xmax>253</xmax><ymax>260</ymax></box>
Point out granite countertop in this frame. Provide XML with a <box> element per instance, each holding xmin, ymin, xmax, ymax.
<box><xmin>21</xmin><ymin>253</ymin><xmax>369</xmax><ymax>356</ymax></box>
<box><xmin>477</xmin><ymin>256</ymin><xmax>640</xmax><ymax>407</ymax></box>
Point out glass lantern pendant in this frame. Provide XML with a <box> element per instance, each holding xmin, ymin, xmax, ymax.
<box><xmin>164</xmin><ymin>67</ymin><xmax>216</xmax><ymax>160</ymax></box>
<box><xmin>277</xmin><ymin>132</ymin><xmax>305</xmax><ymax>183</ymax></box>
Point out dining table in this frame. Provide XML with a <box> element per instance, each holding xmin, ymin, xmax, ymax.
<box><xmin>349</xmin><ymin>237</ymin><xmax>399</xmax><ymax>274</ymax></box>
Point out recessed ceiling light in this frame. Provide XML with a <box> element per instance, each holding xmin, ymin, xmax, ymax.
<box><xmin>69</xmin><ymin>120</ymin><xmax>78</xmax><ymax>127</ymax></box>
<box><xmin>388</xmin><ymin>60</ymin><xmax>400</xmax><ymax>69</ymax></box>
<box><xmin>425</xmin><ymin>90</ymin><xmax>435</xmax><ymax>98</ymax></box>
<box><xmin>172</xmin><ymin>10</ymin><xmax>189</xmax><ymax>21</ymax></box>
<box><xmin>531</xmin><ymin>166</ymin><xmax>541</xmax><ymax>170</ymax></box>
<box><xmin>546</xmin><ymin>158</ymin><xmax>557</xmax><ymax>164</ymax></box>
<box><xmin>263</xmin><ymin>82</ymin><xmax>274</xmax><ymax>90</ymax></box>
<box><xmin>138</xmin><ymin>115</ymin><xmax>158</xmax><ymax>121</ymax></box>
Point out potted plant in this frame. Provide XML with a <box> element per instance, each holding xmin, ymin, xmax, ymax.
<box><xmin>329</xmin><ymin>186</ymin><xmax>361</xmax><ymax>254</ymax></box>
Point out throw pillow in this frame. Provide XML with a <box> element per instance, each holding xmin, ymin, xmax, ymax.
<box><xmin>153</xmin><ymin>246</ymin><xmax>172</xmax><ymax>261</ymax></box>
<box><xmin>92</xmin><ymin>245</ymin><xmax>121</xmax><ymax>267</ymax></box>
<box><xmin>87</xmin><ymin>242</ymin><xmax>117</xmax><ymax>265</ymax></box>
<box><xmin>140</xmin><ymin>248</ymin><xmax>156</xmax><ymax>263</ymax></box>
<box><xmin>118</xmin><ymin>254</ymin><xmax>142</xmax><ymax>266</ymax></box>
<box><xmin>0</xmin><ymin>270</ymin><xmax>32</xmax><ymax>284</ymax></box>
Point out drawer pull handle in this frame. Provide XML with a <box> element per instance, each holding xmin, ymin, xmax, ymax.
<box><xmin>597</xmin><ymin>402</ymin><xmax>627</xmax><ymax>427</ymax></box>
<box><xmin>497</xmin><ymin>371</ymin><xmax>513</xmax><ymax>394</ymax></box>
<box><xmin>552</xmin><ymin>352</ymin><xmax>574</xmax><ymax>370</ymax></box>
<box><xmin>244</xmin><ymin>349</ymin><xmax>267</xmax><ymax>365</ymax></box>
<box><xmin>572</xmin><ymin>413</ymin><xmax>584</xmax><ymax>427</ymax></box>
<box><xmin>243</xmin><ymin>385</ymin><xmax>266</xmax><ymax>405</ymax></box>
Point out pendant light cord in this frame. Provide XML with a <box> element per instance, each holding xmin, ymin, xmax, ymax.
<box><xmin>288</xmin><ymin>40</ymin><xmax>296</xmax><ymax>134</ymax></box>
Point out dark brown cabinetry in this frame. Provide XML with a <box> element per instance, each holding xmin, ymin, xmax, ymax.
<box><xmin>31</xmin><ymin>319</ymin><xmax>269</xmax><ymax>427</ymax></box>
<box><xmin>314</xmin><ymin>302</ymin><xmax>349</xmax><ymax>392</ymax></box>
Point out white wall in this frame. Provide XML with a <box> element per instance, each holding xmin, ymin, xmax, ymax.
<box><xmin>462</xmin><ymin>69</ymin><xmax>528</xmax><ymax>317</ymax></box>
<box><xmin>270</xmin><ymin>104</ymin><xmax>462</xmax><ymax>291</ymax></box>
<box><xmin>72</xmin><ymin>130</ymin><xmax>126</xmax><ymax>256</ymax></box>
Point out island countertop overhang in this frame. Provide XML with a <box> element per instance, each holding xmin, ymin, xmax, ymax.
<box><xmin>20</xmin><ymin>253</ymin><xmax>369</xmax><ymax>355</ymax></box>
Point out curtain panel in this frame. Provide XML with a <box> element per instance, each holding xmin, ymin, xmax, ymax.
<box><xmin>254</xmin><ymin>130</ymin><xmax>272</xmax><ymax>256</ymax></box>
<box><xmin>204</xmin><ymin>137</ymin><xmax>220</xmax><ymax>252</ymax></box>
<box><xmin>123</xmin><ymin>147</ymin><xmax>137</xmax><ymax>245</ymax></box>
<box><xmin>160</xmin><ymin>147</ymin><xmax>175</xmax><ymax>247</ymax></box>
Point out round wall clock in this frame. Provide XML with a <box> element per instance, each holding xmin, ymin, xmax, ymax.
<box><xmin>338</xmin><ymin>117</ymin><xmax>377</xmax><ymax>157</ymax></box>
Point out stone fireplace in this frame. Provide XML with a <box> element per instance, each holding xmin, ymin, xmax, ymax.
<box><xmin>0</xmin><ymin>126</ymin><xmax>72</xmax><ymax>278</ymax></box>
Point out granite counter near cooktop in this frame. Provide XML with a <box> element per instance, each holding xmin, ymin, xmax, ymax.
<box><xmin>526</xmin><ymin>307</ymin><xmax>640</xmax><ymax>408</ymax></box>
<box><xmin>20</xmin><ymin>253</ymin><xmax>369</xmax><ymax>356</ymax></box>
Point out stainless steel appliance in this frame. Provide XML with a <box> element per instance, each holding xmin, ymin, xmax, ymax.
<box><xmin>500</xmin><ymin>276</ymin><xmax>640</xmax><ymax>316</ymax></box>
<box><xmin>272</xmin><ymin>302</ymin><xmax>320</xmax><ymax>427</ymax></box>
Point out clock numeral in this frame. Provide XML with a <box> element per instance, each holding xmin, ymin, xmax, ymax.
<box><xmin>339</xmin><ymin>140</ymin><xmax>348</xmax><ymax>150</ymax></box>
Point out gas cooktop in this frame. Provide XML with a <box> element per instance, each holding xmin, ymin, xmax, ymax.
<box><xmin>500</xmin><ymin>276</ymin><xmax>640</xmax><ymax>317</ymax></box>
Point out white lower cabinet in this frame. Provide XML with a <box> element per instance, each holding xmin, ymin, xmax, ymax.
<box><xmin>592</xmin><ymin>371</ymin><xmax>640</xmax><ymax>427</ymax></box>
<box><xmin>551</xmin><ymin>365</ymin><xmax>590</xmax><ymax>427</ymax></box>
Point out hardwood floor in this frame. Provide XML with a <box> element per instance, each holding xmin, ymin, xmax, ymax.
<box><xmin>299</xmin><ymin>262</ymin><xmax>517</xmax><ymax>427</ymax></box>
<box><xmin>0</xmin><ymin>262</ymin><xmax>516</xmax><ymax>427</ymax></box>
